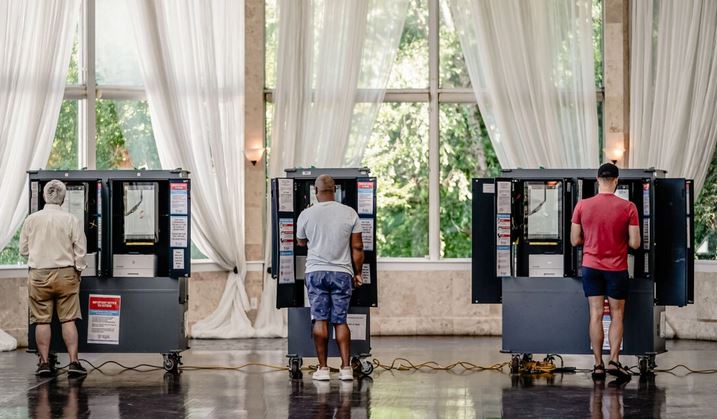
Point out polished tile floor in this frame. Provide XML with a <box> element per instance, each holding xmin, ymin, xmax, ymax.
<box><xmin>1</xmin><ymin>337</ymin><xmax>717</xmax><ymax>418</ymax></box>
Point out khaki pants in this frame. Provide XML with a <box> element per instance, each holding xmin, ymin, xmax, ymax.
<box><xmin>28</xmin><ymin>267</ymin><xmax>81</xmax><ymax>324</ymax></box>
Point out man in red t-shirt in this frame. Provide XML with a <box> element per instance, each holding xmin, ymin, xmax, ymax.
<box><xmin>570</xmin><ymin>163</ymin><xmax>641</xmax><ymax>381</ymax></box>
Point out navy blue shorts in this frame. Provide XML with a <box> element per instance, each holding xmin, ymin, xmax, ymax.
<box><xmin>305</xmin><ymin>271</ymin><xmax>353</xmax><ymax>324</ymax></box>
<box><xmin>582</xmin><ymin>267</ymin><xmax>629</xmax><ymax>300</ymax></box>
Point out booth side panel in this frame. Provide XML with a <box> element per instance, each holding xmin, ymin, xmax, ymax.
<box><xmin>272</xmin><ymin>178</ymin><xmax>302</xmax><ymax>308</ymax></box>
<box><xmin>654</xmin><ymin>179</ymin><xmax>690</xmax><ymax>306</ymax></box>
<box><xmin>353</xmin><ymin>177</ymin><xmax>377</xmax><ymax>307</ymax></box>
<box><xmin>472</xmin><ymin>178</ymin><xmax>501</xmax><ymax>303</ymax></box>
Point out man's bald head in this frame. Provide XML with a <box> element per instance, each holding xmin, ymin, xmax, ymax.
<box><xmin>315</xmin><ymin>175</ymin><xmax>336</xmax><ymax>202</ymax></box>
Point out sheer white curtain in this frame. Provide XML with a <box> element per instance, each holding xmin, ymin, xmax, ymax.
<box><xmin>129</xmin><ymin>0</ymin><xmax>254</xmax><ymax>338</ymax></box>
<box><xmin>630</xmin><ymin>0</ymin><xmax>717</xmax><ymax>193</ymax></box>
<box><xmin>0</xmin><ymin>0</ymin><xmax>79</xmax><ymax>351</ymax></box>
<box><xmin>449</xmin><ymin>0</ymin><xmax>599</xmax><ymax>169</ymax></box>
<box><xmin>253</xmin><ymin>0</ymin><xmax>408</xmax><ymax>337</ymax></box>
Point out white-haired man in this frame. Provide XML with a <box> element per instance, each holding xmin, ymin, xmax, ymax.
<box><xmin>20</xmin><ymin>180</ymin><xmax>87</xmax><ymax>377</ymax></box>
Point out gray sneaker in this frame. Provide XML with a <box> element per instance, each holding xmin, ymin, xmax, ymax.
<box><xmin>68</xmin><ymin>362</ymin><xmax>88</xmax><ymax>377</ymax></box>
<box><xmin>35</xmin><ymin>362</ymin><xmax>52</xmax><ymax>377</ymax></box>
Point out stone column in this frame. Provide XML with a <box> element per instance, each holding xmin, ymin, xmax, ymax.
<box><xmin>244</xmin><ymin>0</ymin><xmax>266</xmax><ymax>317</ymax></box>
<box><xmin>603</xmin><ymin>0</ymin><xmax>630</xmax><ymax>166</ymax></box>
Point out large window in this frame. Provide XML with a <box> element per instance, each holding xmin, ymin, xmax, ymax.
<box><xmin>266</xmin><ymin>0</ymin><xmax>603</xmax><ymax>260</ymax></box>
<box><xmin>265</xmin><ymin>0</ymin><xmax>606</xmax><ymax>259</ymax></box>
<box><xmin>696</xmin><ymin>153</ymin><xmax>717</xmax><ymax>260</ymax></box>
<box><xmin>0</xmin><ymin>0</ymin><xmax>208</xmax><ymax>265</ymax></box>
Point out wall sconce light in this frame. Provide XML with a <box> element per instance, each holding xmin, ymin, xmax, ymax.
<box><xmin>604</xmin><ymin>146</ymin><xmax>625</xmax><ymax>165</ymax></box>
<box><xmin>244</xmin><ymin>147</ymin><xmax>265</xmax><ymax>166</ymax></box>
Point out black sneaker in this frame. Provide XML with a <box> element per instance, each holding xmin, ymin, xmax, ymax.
<box><xmin>68</xmin><ymin>362</ymin><xmax>88</xmax><ymax>377</ymax></box>
<box><xmin>35</xmin><ymin>362</ymin><xmax>53</xmax><ymax>377</ymax></box>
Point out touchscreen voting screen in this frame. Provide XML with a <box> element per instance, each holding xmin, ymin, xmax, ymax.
<box><xmin>123</xmin><ymin>182</ymin><xmax>158</xmax><ymax>242</ymax></box>
<box><xmin>526</xmin><ymin>181</ymin><xmax>562</xmax><ymax>240</ymax></box>
<box><xmin>62</xmin><ymin>184</ymin><xmax>86</xmax><ymax>224</ymax></box>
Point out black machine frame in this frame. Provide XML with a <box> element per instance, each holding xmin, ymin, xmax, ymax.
<box><xmin>26</xmin><ymin>170</ymin><xmax>191</xmax><ymax>373</ymax></box>
<box><xmin>472</xmin><ymin>169</ymin><xmax>695</xmax><ymax>375</ymax></box>
<box><xmin>271</xmin><ymin>168</ymin><xmax>377</xmax><ymax>379</ymax></box>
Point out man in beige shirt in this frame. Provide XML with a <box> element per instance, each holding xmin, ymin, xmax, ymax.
<box><xmin>20</xmin><ymin>180</ymin><xmax>87</xmax><ymax>377</ymax></box>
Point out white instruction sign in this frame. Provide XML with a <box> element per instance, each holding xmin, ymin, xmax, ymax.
<box><xmin>347</xmin><ymin>314</ymin><xmax>367</xmax><ymax>341</ymax></box>
<box><xmin>357</xmin><ymin>181</ymin><xmax>374</xmax><ymax>215</ymax></box>
<box><xmin>278</xmin><ymin>179</ymin><xmax>294</xmax><ymax>212</ymax></box>
<box><xmin>361</xmin><ymin>264</ymin><xmax>371</xmax><ymax>285</ymax></box>
<box><xmin>483</xmin><ymin>183</ymin><xmax>495</xmax><ymax>194</ymax></box>
<box><xmin>360</xmin><ymin>219</ymin><xmax>374</xmax><ymax>251</ymax></box>
<box><xmin>170</xmin><ymin>216</ymin><xmax>188</xmax><ymax>247</ymax></box>
<box><xmin>496</xmin><ymin>214</ymin><xmax>511</xmax><ymax>246</ymax></box>
<box><xmin>87</xmin><ymin>294</ymin><xmax>121</xmax><ymax>345</ymax></box>
<box><xmin>170</xmin><ymin>182</ymin><xmax>188</xmax><ymax>215</ymax></box>
<box><xmin>279</xmin><ymin>254</ymin><xmax>295</xmax><ymax>284</ymax></box>
<box><xmin>497</xmin><ymin>181</ymin><xmax>512</xmax><ymax>214</ymax></box>
<box><xmin>496</xmin><ymin>246</ymin><xmax>511</xmax><ymax>277</ymax></box>
<box><xmin>173</xmin><ymin>249</ymin><xmax>185</xmax><ymax>270</ymax></box>
<box><xmin>279</xmin><ymin>218</ymin><xmax>294</xmax><ymax>252</ymax></box>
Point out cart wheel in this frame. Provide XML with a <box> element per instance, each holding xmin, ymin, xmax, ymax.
<box><xmin>359</xmin><ymin>358</ymin><xmax>374</xmax><ymax>376</ymax></box>
<box><xmin>162</xmin><ymin>352</ymin><xmax>182</xmax><ymax>374</ymax></box>
<box><xmin>510</xmin><ymin>355</ymin><xmax>521</xmax><ymax>374</ymax></box>
<box><xmin>289</xmin><ymin>357</ymin><xmax>303</xmax><ymax>380</ymax></box>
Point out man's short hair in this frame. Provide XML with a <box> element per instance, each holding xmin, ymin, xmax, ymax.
<box><xmin>314</xmin><ymin>175</ymin><xmax>336</xmax><ymax>193</ymax></box>
<box><xmin>43</xmin><ymin>180</ymin><xmax>66</xmax><ymax>205</ymax></box>
<box><xmin>597</xmin><ymin>163</ymin><xmax>619</xmax><ymax>179</ymax></box>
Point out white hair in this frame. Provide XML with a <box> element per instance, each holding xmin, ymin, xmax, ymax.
<box><xmin>43</xmin><ymin>180</ymin><xmax>66</xmax><ymax>205</ymax></box>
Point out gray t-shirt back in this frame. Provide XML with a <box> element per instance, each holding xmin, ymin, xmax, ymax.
<box><xmin>296</xmin><ymin>201</ymin><xmax>361</xmax><ymax>276</ymax></box>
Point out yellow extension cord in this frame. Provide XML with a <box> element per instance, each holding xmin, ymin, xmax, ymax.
<box><xmin>73</xmin><ymin>358</ymin><xmax>717</xmax><ymax>376</ymax></box>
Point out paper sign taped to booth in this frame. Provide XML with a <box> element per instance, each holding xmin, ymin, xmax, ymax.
<box><xmin>173</xmin><ymin>249</ymin><xmax>185</xmax><ymax>270</ymax></box>
<box><xmin>361</xmin><ymin>264</ymin><xmax>371</xmax><ymax>284</ymax></box>
<box><xmin>170</xmin><ymin>216</ymin><xmax>188</xmax><ymax>248</ymax></box>
<box><xmin>170</xmin><ymin>183</ymin><xmax>188</xmax><ymax>215</ymax></box>
<box><xmin>278</xmin><ymin>179</ymin><xmax>294</xmax><ymax>212</ymax></box>
<box><xmin>357</xmin><ymin>182</ymin><xmax>374</xmax><ymax>215</ymax></box>
<box><xmin>88</xmin><ymin>295</ymin><xmax>121</xmax><ymax>345</ymax></box>
<box><xmin>360</xmin><ymin>219</ymin><xmax>374</xmax><ymax>251</ymax></box>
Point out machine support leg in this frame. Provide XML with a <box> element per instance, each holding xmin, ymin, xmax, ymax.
<box><xmin>288</xmin><ymin>355</ymin><xmax>303</xmax><ymax>380</ymax></box>
<box><xmin>162</xmin><ymin>352</ymin><xmax>183</xmax><ymax>374</ymax></box>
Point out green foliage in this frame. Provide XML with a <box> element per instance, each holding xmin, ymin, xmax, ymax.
<box><xmin>695</xmin><ymin>150</ymin><xmax>717</xmax><ymax>259</ymax></box>
<box><xmin>440</xmin><ymin>105</ymin><xmax>500</xmax><ymax>258</ymax></box>
<box><xmin>364</xmin><ymin>103</ymin><xmax>429</xmax><ymax>257</ymax></box>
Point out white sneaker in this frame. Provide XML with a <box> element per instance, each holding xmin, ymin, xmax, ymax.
<box><xmin>339</xmin><ymin>366</ymin><xmax>354</xmax><ymax>381</ymax></box>
<box><xmin>312</xmin><ymin>367</ymin><xmax>331</xmax><ymax>381</ymax></box>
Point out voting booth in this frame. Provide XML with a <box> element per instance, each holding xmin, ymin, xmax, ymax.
<box><xmin>27</xmin><ymin>170</ymin><xmax>191</xmax><ymax>373</ymax></box>
<box><xmin>271</xmin><ymin>168</ymin><xmax>377</xmax><ymax>379</ymax></box>
<box><xmin>472</xmin><ymin>169</ymin><xmax>694</xmax><ymax>375</ymax></box>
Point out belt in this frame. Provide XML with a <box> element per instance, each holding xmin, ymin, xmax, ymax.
<box><xmin>29</xmin><ymin>265</ymin><xmax>75</xmax><ymax>271</ymax></box>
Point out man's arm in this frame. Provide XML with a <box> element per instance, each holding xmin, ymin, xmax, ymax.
<box><xmin>72</xmin><ymin>218</ymin><xmax>87</xmax><ymax>271</ymax></box>
<box><xmin>297</xmin><ymin>238</ymin><xmax>307</xmax><ymax>247</ymax></box>
<box><xmin>628</xmin><ymin>225</ymin><xmax>641</xmax><ymax>250</ymax></box>
<box><xmin>351</xmin><ymin>232</ymin><xmax>364</xmax><ymax>287</ymax></box>
<box><xmin>627</xmin><ymin>203</ymin><xmax>641</xmax><ymax>250</ymax></box>
<box><xmin>570</xmin><ymin>223</ymin><xmax>584</xmax><ymax>247</ymax></box>
<box><xmin>295</xmin><ymin>211</ymin><xmax>307</xmax><ymax>247</ymax></box>
<box><xmin>19</xmin><ymin>221</ymin><xmax>29</xmax><ymax>258</ymax></box>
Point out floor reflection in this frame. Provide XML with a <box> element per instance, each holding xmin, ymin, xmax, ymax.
<box><xmin>27</xmin><ymin>372</ymin><xmax>186</xmax><ymax>419</ymax></box>
<box><xmin>288</xmin><ymin>377</ymin><xmax>372</xmax><ymax>419</ymax></box>
<box><xmin>504</xmin><ymin>373</ymin><xmax>666</xmax><ymax>418</ymax></box>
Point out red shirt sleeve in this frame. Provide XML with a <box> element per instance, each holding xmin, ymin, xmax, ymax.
<box><xmin>571</xmin><ymin>201</ymin><xmax>582</xmax><ymax>224</ymax></box>
<box><xmin>628</xmin><ymin>202</ymin><xmax>639</xmax><ymax>226</ymax></box>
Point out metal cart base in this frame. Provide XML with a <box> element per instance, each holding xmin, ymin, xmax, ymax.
<box><xmin>287</xmin><ymin>307</ymin><xmax>373</xmax><ymax>379</ymax></box>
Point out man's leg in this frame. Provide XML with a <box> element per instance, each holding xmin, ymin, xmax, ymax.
<box><xmin>607</xmin><ymin>297</ymin><xmax>625</xmax><ymax>364</ymax></box>
<box><xmin>313</xmin><ymin>320</ymin><xmax>329</xmax><ymax>368</ymax></box>
<box><xmin>35</xmin><ymin>324</ymin><xmax>52</xmax><ymax>363</ymax></box>
<box><xmin>588</xmin><ymin>296</ymin><xmax>606</xmax><ymax>366</ymax></box>
<box><xmin>334</xmin><ymin>323</ymin><xmax>351</xmax><ymax>368</ymax></box>
<box><xmin>61</xmin><ymin>321</ymin><xmax>80</xmax><ymax>363</ymax></box>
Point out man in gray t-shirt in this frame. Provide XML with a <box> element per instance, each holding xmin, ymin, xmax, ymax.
<box><xmin>296</xmin><ymin>175</ymin><xmax>364</xmax><ymax>381</ymax></box>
